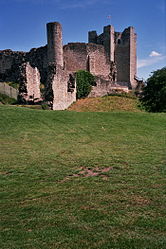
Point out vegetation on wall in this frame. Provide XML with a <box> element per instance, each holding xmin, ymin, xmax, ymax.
<box><xmin>76</xmin><ymin>70</ymin><xmax>95</xmax><ymax>99</ymax></box>
<box><xmin>140</xmin><ymin>67</ymin><xmax>166</xmax><ymax>112</ymax></box>
<box><xmin>5</xmin><ymin>81</ymin><xmax>19</xmax><ymax>89</ymax></box>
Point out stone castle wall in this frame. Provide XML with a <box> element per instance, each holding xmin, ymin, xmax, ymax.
<box><xmin>52</xmin><ymin>66</ymin><xmax>76</xmax><ymax>110</ymax></box>
<box><xmin>115</xmin><ymin>31</ymin><xmax>131</xmax><ymax>84</ymax></box>
<box><xmin>26</xmin><ymin>46</ymin><xmax>48</xmax><ymax>84</ymax></box>
<box><xmin>0</xmin><ymin>46</ymin><xmax>48</xmax><ymax>84</ymax></box>
<box><xmin>89</xmin><ymin>77</ymin><xmax>129</xmax><ymax>98</ymax></box>
<box><xmin>63</xmin><ymin>43</ymin><xmax>110</xmax><ymax>77</ymax></box>
<box><xmin>88</xmin><ymin>25</ymin><xmax>137</xmax><ymax>89</ymax></box>
<box><xmin>25</xmin><ymin>63</ymin><xmax>41</xmax><ymax>100</ymax></box>
<box><xmin>64</xmin><ymin>43</ymin><xmax>88</xmax><ymax>72</ymax></box>
<box><xmin>129</xmin><ymin>28</ymin><xmax>137</xmax><ymax>88</ymax></box>
<box><xmin>45</xmin><ymin>63</ymin><xmax>76</xmax><ymax>110</ymax></box>
<box><xmin>114</xmin><ymin>27</ymin><xmax>137</xmax><ymax>89</ymax></box>
<box><xmin>18</xmin><ymin>62</ymin><xmax>41</xmax><ymax>103</ymax></box>
<box><xmin>0</xmin><ymin>50</ymin><xmax>25</xmax><ymax>75</ymax></box>
<box><xmin>0</xmin><ymin>21</ymin><xmax>138</xmax><ymax>110</ymax></box>
<box><xmin>0</xmin><ymin>82</ymin><xmax>18</xmax><ymax>99</ymax></box>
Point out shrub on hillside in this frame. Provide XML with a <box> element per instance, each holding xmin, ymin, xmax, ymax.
<box><xmin>6</xmin><ymin>82</ymin><xmax>19</xmax><ymax>89</ymax></box>
<box><xmin>0</xmin><ymin>93</ymin><xmax>17</xmax><ymax>105</ymax></box>
<box><xmin>41</xmin><ymin>103</ymin><xmax>50</xmax><ymax>110</ymax></box>
<box><xmin>76</xmin><ymin>70</ymin><xmax>95</xmax><ymax>99</ymax></box>
<box><xmin>140</xmin><ymin>67</ymin><xmax>166</xmax><ymax>112</ymax></box>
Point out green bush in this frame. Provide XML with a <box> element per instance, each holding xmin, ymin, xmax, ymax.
<box><xmin>41</xmin><ymin>103</ymin><xmax>50</xmax><ymax>110</ymax></box>
<box><xmin>6</xmin><ymin>82</ymin><xmax>19</xmax><ymax>89</ymax></box>
<box><xmin>76</xmin><ymin>70</ymin><xmax>95</xmax><ymax>99</ymax></box>
<box><xmin>0</xmin><ymin>93</ymin><xmax>17</xmax><ymax>105</ymax></box>
<box><xmin>140</xmin><ymin>67</ymin><xmax>166</xmax><ymax>112</ymax></box>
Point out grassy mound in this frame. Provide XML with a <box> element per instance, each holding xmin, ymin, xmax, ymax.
<box><xmin>0</xmin><ymin>106</ymin><xmax>166</xmax><ymax>249</ymax></box>
<box><xmin>68</xmin><ymin>95</ymin><xmax>142</xmax><ymax>112</ymax></box>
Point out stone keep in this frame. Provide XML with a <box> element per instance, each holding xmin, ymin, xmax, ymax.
<box><xmin>88</xmin><ymin>25</ymin><xmax>137</xmax><ymax>88</ymax></box>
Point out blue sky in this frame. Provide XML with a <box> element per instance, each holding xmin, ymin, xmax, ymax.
<box><xmin>0</xmin><ymin>0</ymin><xmax>165</xmax><ymax>79</ymax></box>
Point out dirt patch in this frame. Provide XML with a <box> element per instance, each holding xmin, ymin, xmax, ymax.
<box><xmin>131</xmin><ymin>196</ymin><xmax>151</xmax><ymax>206</ymax></box>
<box><xmin>61</xmin><ymin>167</ymin><xmax>113</xmax><ymax>182</ymax></box>
<box><xmin>0</xmin><ymin>171</ymin><xmax>11</xmax><ymax>175</ymax></box>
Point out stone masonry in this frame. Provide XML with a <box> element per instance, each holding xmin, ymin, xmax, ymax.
<box><xmin>18</xmin><ymin>62</ymin><xmax>41</xmax><ymax>103</ymax></box>
<box><xmin>88</xmin><ymin>25</ymin><xmax>137</xmax><ymax>88</ymax></box>
<box><xmin>0</xmin><ymin>21</ymin><xmax>139</xmax><ymax>110</ymax></box>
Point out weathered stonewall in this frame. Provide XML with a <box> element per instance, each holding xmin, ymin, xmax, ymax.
<box><xmin>0</xmin><ymin>21</ymin><xmax>142</xmax><ymax>110</ymax></box>
<box><xmin>18</xmin><ymin>62</ymin><xmax>41</xmax><ymax>103</ymax></box>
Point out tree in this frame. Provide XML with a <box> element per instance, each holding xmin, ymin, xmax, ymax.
<box><xmin>140</xmin><ymin>67</ymin><xmax>166</xmax><ymax>112</ymax></box>
<box><xmin>76</xmin><ymin>70</ymin><xmax>95</xmax><ymax>99</ymax></box>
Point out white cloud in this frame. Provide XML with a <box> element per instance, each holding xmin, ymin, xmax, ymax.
<box><xmin>137</xmin><ymin>54</ymin><xmax>166</xmax><ymax>69</ymax></box>
<box><xmin>2</xmin><ymin>0</ymin><xmax>112</xmax><ymax>8</ymax></box>
<box><xmin>3</xmin><ymin>0</ymin><xmax>104</xmax><ymax>8</ymax></box>
<box><xmin>59</xmin><ymin>0</ymin><xmax>109</xmax><ymax>9</ymax></box>
<box><xmin>149</xmin><ymin>51</ymin><xmax>161</xmax><ymax>57</ymax></box>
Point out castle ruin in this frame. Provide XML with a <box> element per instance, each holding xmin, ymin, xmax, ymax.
<box><xmin>0</xmin><ymin>22</ymin><xmax>139</xmax><ymax>110</ymax></box>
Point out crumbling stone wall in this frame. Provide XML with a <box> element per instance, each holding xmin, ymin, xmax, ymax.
<box><xmin>0</xmin><ymin>46</ymin><xmax>48</xmax><ymax>84</ymax></box>
<box><xmin>0</xmin><ymin>21</ymin><xmax>139</xmax><ymax>109</ymax></box>
<box><xmin>63</xmin><ymin>43</ymin><xmax>110</xmax><ymax>77</ymax></box>
<box><xmin>89</xmin><ymin>25</ymin><xmax>115</xmax><ymax>62</ymax></box>
<box><xmin>89</xmin><ymin>77</ymin><xmax>129</xmax><ymax>98</ymax></box>
<box><xmin>88</xmin><ymin>77</ymin><xmax>113</xmax><ymax>97</ymax></box>
<box><xmin>129</xmin><ymin>28</ymin><xmax>137</xmax><ymax>89</ymax></box>
<box><xmin>88</xmin><ymin>25</ymin><xmax>137</xmax><ymax>89</ymax></box>
<box><xmin>115</xmin><ymin>30</ymin><xmax>131</xmax><ymax>85</ymax></box>
<box><xmin>64</xmin><ymin>43</ymin><xmax>87</xmax><ymax>72</ymax></box>
<box><xmin>52</xmin><ymin>68</ymin><xmax>76</xmax><ymax>110</ymax></box>
<box><xmin>45</xmin><ymin>63</ymin><xmax>76</xmax><ymax>110</ymax></box>
<box><xmin>115</xmin><ymin>27</ymin><xmax>137</xmax><ymax>89</ymax></box>
<box><xmin>0</xmin><ymin>50</ymin><xmax>26</xmax><ymax>82</ymax></box>
<box><xmin>0</xmin><ymin>50</ymin><xmax>25</xmax><ymax>74</ymax></box>
<box><xmin>0</xmin><ymin>82</ymin><xmax>18</xmax><ymax>99</ymax></box>
<box><xmin>26</xmin><ymin>46</ymin><xmax>48</xmax><ymax>84</ymax></box>
<box><xmin>18</xmin><ymin>62</ymin><xmax>41</xmax><ymax>103</ymax></box>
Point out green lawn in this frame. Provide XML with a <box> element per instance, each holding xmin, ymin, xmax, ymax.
<box><xmin>0</xmin><ymin>105</ymin><xmax>166</xmax><ymax>249</ymax></box>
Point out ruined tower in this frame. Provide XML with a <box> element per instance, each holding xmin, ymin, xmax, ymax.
<box><xmin>88</xmin><ymin>25</ymin><xmax>137</xmax><ymax>89</ymax></box>
<box><xmin>103</xmin><ymin>25</ymin><xmax>115</xmax><ymax>62</ymax></box>
<box><xmin>115</xmin><ymin>27</ymin><xmax>137</xmax><ymax>89</ymax></box>
<box><xmin>89</xmin><ymin>25</ymin><xmax>115</xmax><ymax>62</ymax></box>
<box><xmin>46</xmin><ymin>22</ymin><xmax>76</xmax><ymax>110</ymax></box>
<box><xmin>47</xmin><ymin>22</ymin><xmax>64</xmax><ymax>67</ymax></box>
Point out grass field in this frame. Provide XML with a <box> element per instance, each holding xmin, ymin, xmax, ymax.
<box><xmin>0</xmin><ymin>105</ymin><xmax>166</xmax><ymax>249</ymax></box>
